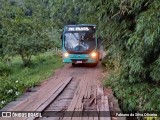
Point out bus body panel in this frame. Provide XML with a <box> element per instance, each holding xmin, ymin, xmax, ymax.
<box><xmin>62</xmin><ymin>24</ymin><xmax>102</xmax><ymax>64</ymax></box>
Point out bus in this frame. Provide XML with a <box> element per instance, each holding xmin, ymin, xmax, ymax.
<box><xmin>61</xmin><ymin>24</ymin><xmax>103</xmax><ymax>66</ymax></box>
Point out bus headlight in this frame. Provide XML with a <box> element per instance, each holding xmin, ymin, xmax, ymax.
<box><xmin>64</xmin><ymin>52</ymin><xmax>69</xmax><ymax>57</ymax></box>
<box><xmin>91</xmin><ymin>52</ymin><xmax>97</xmax><ymax>58</ymax></box>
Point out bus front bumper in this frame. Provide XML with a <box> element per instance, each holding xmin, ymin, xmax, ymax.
<box><xmin>63</xmin><ymin>54</ymin><xmax>98</xmax><ymax>63</ymax></box>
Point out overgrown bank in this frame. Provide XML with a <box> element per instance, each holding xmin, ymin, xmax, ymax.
<box><xmin>102</xmin><ymin>55</ymin><xmax>160</xmax><ymax>119</ymax></box>
<box><xmin>98</xmin><ymin>0</ymin><xmax>160</xmax><ymax>115</ymax></box>
<box><xmin>104</xmin><ymin>66</ymin><xmax>160</xmax><ymax>112</ymax></box>
<box><xmin>0</xmin><ymin>51</ymin><xmax>63</xmax><ymax>109</ymax></box>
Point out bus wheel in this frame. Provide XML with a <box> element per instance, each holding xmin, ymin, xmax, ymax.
<box><xmin>93</xmin><ymin>62</ymin><xmax>98</xmax><ymax>67</ymax></box>
<box><xmin>72</xmin><ymin>63</ymin><xmax>75</xmax><ymax>66</ymax></box>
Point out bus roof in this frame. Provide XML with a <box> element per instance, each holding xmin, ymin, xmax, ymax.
<box><xmin>65</xmin><ymin>24</ymin><xmax>96</xmax><ymax>27</ymax></box>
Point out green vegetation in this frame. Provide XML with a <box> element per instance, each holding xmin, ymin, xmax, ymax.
<box><xmin>0</xmin><ymin>51</ymin><xmax>63</xmax><ymax>108</ymax></box>
<box><xmin>97</xmin><ymin>0</ymin><xmax>160</xmax><ymax>115</ymax></box>
<box><xmin>0</xmin><ymin>0</ymin><xmax>160</xmax><ymax>116</ymax></box>
<box><xmin>0</xmin><ymin>0</ymin><xmax>63</xmax><ymax>108</ymax></box>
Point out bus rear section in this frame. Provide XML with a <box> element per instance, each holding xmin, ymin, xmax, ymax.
<box><xmin>62</xmin><ymin>25</ymin><xmax>101</xmax><ymax>66</ymax></box>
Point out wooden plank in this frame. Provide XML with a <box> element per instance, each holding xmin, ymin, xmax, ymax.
<box><xmin>27</xmin><ymin>77</ymin><xmax>73</xmax><ymax>120</ymax></box>
<box><xmin>37</xmin><ymin>77</ymin><xmax>72</xmax><ymax>111</ymax></box>
<box><xmin>93</xmin><ymin>112</ymin><xmax>99</xmax><ymax>120</ymax></box>
<box><xmin>67</xmin><ymin>79</ymin><xmax>83</xmax><ymax>111</ymax></box>
<box><xmin>99</xmin><ymin>96</ymin><xmax>111</xmax><ymax>120</ymax></box>
<box><xmin>64</xmin><ymin>76</ymin><xmax>89</xmax><ymax>120</ymax></box>
<box><xmin>84</xmin><ymin>74</ymin><xmax>91</xmax><ymax>99</ymax></box>
<box><xmin>88</xmin><ymin>116</ymin><xmax>94</xmax><ymax>120</ymax></box>
<box><xmin>97</xmin><ymin>85</ymin><xmax>103</xmax><ymax>119</ymax></box>
<box><xmin>72</xmin><ymin>88</ymin><xmax>87</xmax><ymax>120</ymax></box>
<box><xmin>97</xmin><ymin>105</ymin><xmax>100</xmax><ymax>112</ymax></box>
<box><xmin>88</xmin><ymin>110</ymin><xmax>94</xmax><ymax>120</ymax></box>
<box><xmin>3</xmin><ymin>77</ymin><xmax>70</xmax><ymax>120</ymax></box>
<box><xmin>84</xmin><ymin>82</ymin><xmax>88</xmax><ymax>99</ymax></box>
<box><xmin>72</xmin><ymin>103</ymin><xmax>83</xmax><ymax>120</ymax></box>
<box><xmin>94</xmin><ymin>86</ymin><xmax>97</xmax><ymax>105</ymax></box>
<box><xmin>63</xmin><ymin>78</ymin><xmax>85</xmax><ymax>120</ymax></box>
<box><xmin>89</xmin><ymin>96</ymin><xmax>95</xmax><ymax>106</ymax></box>
<box><xmin>87</xmin><ymin>78</ymin><xmax>91</xmax><ymax>99</ymax></box>
<box><xmin>82</xmin><ymin>113</ymin><xmax>88</xmax><ymax>120</ymax></box>
<box><xmin>9</xmin><ymin>76</ymin><xmax>65</xmax><ymax>111</ymax></box>
<box><xmin>103</xmin><ymin>95</ymin><xmax>110</xmax><ymax>120</ymax></box>
<box><xmin>93</xmin><ymin>76</ymin><xmax>98</xmax><ymax>120</ymax></box>
<box><xmin>100</xmin><ymin>95</ymin><xmax>105</xmax><ymax>120</ymax></box>
<box><xmin>75</xmin><ymin>77</ymin><xmax>88</xmax><ymax>110</ymax></box>
<box><xmin>103</xmin><ymin>96</ymin><xmax>110</xmax><ymax>111</ymax></box>
<box><xmin>79</xmin><ymin>104</ymin><xmax>84</xmax><ymax>118</ymax></box>
<box><xmin>96</xmin><ymin>85</ymin><xmax>111</xmax><ymax>120</ymax></box>
<box><xmin>73</xmin><ymin>76</ymin><xmax>94</xmax><ymax>120</ymax></box>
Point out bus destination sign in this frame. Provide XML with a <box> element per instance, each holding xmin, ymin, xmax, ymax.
<box><xmin>66</xmin><ymin>26</ymin><xmax>94</xmax><ymax>31</ymax></box>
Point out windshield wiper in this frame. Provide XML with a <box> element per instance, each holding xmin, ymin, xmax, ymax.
<box><xmin>72</xmin><ymin>33</ymin><xmax>79</xmax><ymax>41</ymax></box>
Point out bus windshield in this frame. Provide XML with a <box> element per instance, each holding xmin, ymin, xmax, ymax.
<box><xmin>64</xmin><ymin>31</ymin><xmax>96</xmax><ymax>53</ymax></box>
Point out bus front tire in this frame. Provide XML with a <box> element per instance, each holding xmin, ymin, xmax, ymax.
<box><xmin>72</xmin><ymin>63</ymin><xmax>75</xmax><ymax>66</ymax></box>
<box><xmin>93</xmin><ymin>62</ymin><xmax>98</xmax><ymax>67</ymax></box>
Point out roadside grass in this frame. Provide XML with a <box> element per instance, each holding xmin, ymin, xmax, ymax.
<box><xmin>0</xmin><ymin>51</ymin><xmax>64</xmax><ymax>109</ymax></box>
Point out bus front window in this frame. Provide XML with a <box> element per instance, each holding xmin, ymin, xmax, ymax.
<box><xmin>64</xmin><ymin>32</ymin><xmax>96</xmax><ymax>53</ymax></box>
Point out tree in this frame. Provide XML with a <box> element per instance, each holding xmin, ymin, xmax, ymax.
<box><xmin>0</xmin><ymin>0</ymin><xmax>56</xmax><ymax>66</ymax></box>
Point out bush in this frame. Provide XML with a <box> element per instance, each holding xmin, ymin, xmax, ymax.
<box><xmin>0</xmin><ymin>61</ymin><xmax>12</xmax><ymax>76</ymax></box>
<box><xmin>105</xmin><ymin>74</ymin><xmax>160</xmax><ymax>112</ymax></box>
<box><xmin>101</xmin><ymin>54</ymin><xmax>115</xmax><ymax>69</ymax></box>
<box><xmin>36</xmin><ymin>55</ymin><xmax>46</xmax><ymax>64</ymax></box>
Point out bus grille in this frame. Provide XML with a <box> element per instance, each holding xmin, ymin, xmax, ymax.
<box><xmin>71</xmin><ymin>59</ymin><xmax>88</xmax><ymax>63</ymax></box>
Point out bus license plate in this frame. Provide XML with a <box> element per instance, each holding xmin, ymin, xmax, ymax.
<box><xmin>76</xmin><ymin>61</ymin><xmax>82</xmax><ymax>63</ymax></box>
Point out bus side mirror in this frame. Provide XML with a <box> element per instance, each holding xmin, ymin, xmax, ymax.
<box><xmin>98</xmin><ymin>36</ymin><xmax>102</xmax><ymax>42</ymax></box>
<box><xmin>60</xmin><ymin>34</ymin><xmax>62</xmax><ymax>39</ymax></box>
